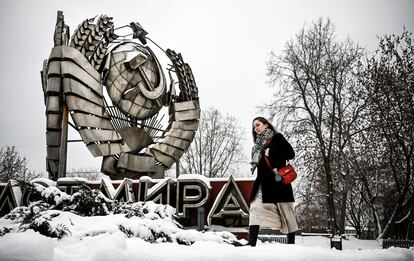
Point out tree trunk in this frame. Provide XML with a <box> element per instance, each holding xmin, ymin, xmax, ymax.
<box><xmin>324</xmin><ymin>161</ymin><xmax>338</xmax><ymax>234</ymax></box>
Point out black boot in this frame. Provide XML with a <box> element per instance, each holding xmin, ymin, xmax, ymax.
<box><xmin>233</xmin><ymin>225</ymin><xmax>260</xmax><ymax>247</ymax></box>
<box><xmin>249</xmin><ymin>225</ymin><xmax>260</xmax><ymax>247</ymax></box>
<box><xmin>287</xmin><ymin>232</ymin><xmax>295</xmax><ymax>244</ymax></box>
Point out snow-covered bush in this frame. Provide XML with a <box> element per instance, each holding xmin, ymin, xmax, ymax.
<box><xmin>118</xmin><ymin>223</ymin><xmax>193</xmax><ymax>245</ymax></box>
<box><xmin>0</xmin><ymin>226</ymin><xmax>12</xmax><ymax>236</ymax></box>
<box><xmin>5</xmin><ymin>200</ymin><xmax>50</xmax><ymax>222</ymax></box>
<box><xmin>25</xmin><ymin>182</ymin><xmax>71</xmax><ymax>208</ymax></box>
<box><xmin>66</xmin><ymin>185</ymin><xmax>113</xmax><ymax>216</ymax></box>
<box><xmin>18</xmin><ymin>210</ymin><xmax>70</xmax><ymax>239</ymax></box>
<box><xmin>112</xmin><ymin>201</ymin><xmax>144</xmax><ymax>218</ymax></box>
<box><xmin>3</xmin><ymin>203</ymin><xmax>70</xmax><ymax>238</ymax></box>
<box><xmin>0</xmin><ymin>183</ymin><xmax>241</xmax><ymax>246</ymax></box>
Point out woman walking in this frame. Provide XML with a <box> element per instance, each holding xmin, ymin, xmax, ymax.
<box><xmin>247</xmin><ymin>116</ymin><xmax>298</xmax><ymax>246</ymax></box>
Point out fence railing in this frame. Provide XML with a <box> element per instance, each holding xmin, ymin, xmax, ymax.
<box><xmin>258</xmin><ymin>235</ymin><xmax>288</xmax><ymax>244</ymax></box>
<box><xmin>382</xmin><ymin>239</ymin><xmax>414</xmax><ymax>249</ymax></box>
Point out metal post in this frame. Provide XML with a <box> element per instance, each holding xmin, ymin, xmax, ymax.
<box><xmin>176</xmin><ymin>159</ymin><xmax>180</xmax><ymax>178</ymax></box>
<box><xmin>197</xmin><ymin>207</ymin><xmax>205</xmax><ymax>231</ymax></box>
<box><xmin>58</xmin><ymin>102</ymin><xmax>68</xmax><ymax>179</ymax></box>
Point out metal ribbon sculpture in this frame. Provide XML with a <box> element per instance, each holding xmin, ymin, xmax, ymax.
<box><xmin>41</xmin><ymin>12</ymin><xmax>200</xmax><ymax>180</ymax></box>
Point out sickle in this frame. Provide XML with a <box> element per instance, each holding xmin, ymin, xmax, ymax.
<box><xmin>127</xmin><ymin>47</ymin><xmax>165</xmax><ymax>101</ymax></box>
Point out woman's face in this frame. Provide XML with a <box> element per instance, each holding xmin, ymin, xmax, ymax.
<box><xmin>253</xmin><ymin>120</ymin><xmax>268</xmax><ymax>135</ymax></box>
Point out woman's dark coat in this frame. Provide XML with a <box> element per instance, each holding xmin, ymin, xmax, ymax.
<box><xmin>250</xmin><ymin>133</ymin><xmax>295</xmax><ymax>204</ymax></box>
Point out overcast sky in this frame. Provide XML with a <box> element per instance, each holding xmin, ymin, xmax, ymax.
<box><xmin>0</xmin><ymin>0</ymin><xmax>413</xmax><ymax>176</ymax></box>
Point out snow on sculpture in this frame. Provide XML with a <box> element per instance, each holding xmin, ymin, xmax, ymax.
<box><xmin>41</xmin><ymin>11</ymin><xmax>200</xmax><ymax>180</ymax></box>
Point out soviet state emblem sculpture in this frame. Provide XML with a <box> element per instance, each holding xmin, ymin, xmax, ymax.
<box><xmin>41</xmin><ymin>11</ymin><xmax>200</xmax><ymax>180</ymax></box>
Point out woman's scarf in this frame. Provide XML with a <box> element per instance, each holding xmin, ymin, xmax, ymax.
<box><xmin>250</xmin><ymin>128</ymin><xmax>274</xmax><ymax>174</ymax></box>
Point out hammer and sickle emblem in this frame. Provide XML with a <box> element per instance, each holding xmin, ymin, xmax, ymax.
<box><xmin>125</xmin><ymin>47</ymin><xmax>166</xmax><ymax>102</ymax></box>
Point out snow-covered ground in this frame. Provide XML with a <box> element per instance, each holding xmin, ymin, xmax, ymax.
<box><xmin>0</xmin><ymin>211</ymin><xmax>413</xmax><ymax>261</ymax></box>
<box><xmin>0</xmin><ymin>183</ymin><xmax>412</xmax><ymax>261</ymax></box>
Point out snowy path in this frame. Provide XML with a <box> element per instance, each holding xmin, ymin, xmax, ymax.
<box><xmin>1</xmin><ymin>230</ymin><xmax>413</xmax><ymax>261</ymax></box>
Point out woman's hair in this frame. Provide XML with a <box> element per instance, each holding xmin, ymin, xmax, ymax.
<box><xmin>252</xmin><ymin>116</ymin><xmax>276</xmax><ymax>142</ymax></box>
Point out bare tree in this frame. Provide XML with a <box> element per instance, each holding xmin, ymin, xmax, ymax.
<box><xmin>180</xmin><ymin>107</ymin><xmax>246</xmax><ymax>178</ymax></box>
<box><xmin>0</xmin><ymin>146</ymin><xmax>42</xmax><ymax>182</ymax></box>
<box><xmin>266</xmin><ymin>17</ymin><xmax>366</xmax><ymax>235</ymax></box>
<box><xmin>345</xmin><ymin>130</ymin><xmax>389</xmax><ymax>239</ymax></box>
<box><xmin>360</xmin><ymin>30</ymin><xmax>414</xmax><ymax>239</ymax></box>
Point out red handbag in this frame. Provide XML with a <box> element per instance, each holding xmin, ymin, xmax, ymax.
<box><xmin>264</xmin><ymin>156</ymin><xmax>297</xmax><ymax>184</ymax></box>
<box><xmin>277</xmin><ymin>163</ymin><xmax>297</xmax><ymax>184</ymax></box>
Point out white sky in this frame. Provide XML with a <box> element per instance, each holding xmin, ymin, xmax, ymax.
<box><xmin>0</xmin><ymin>0</ymin><xmax>413</xmax><ymax>175</ymax></box>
